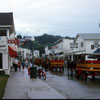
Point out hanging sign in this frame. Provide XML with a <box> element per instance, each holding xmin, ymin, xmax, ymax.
<box><xmin>8</xmin><ymin>39</ymin><xmax>19</xmax><ymax>45</ymax></box>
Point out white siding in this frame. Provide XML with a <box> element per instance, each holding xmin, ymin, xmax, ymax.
<box><xmin>3</xmin><ymin>53</ymin><xmax>8</xmax><ymax>70</ymax></box>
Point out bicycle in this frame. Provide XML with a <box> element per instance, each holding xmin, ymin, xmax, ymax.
<box><xmin>37</xmin><ymin>68</ymin><xmax>46</xmax><ymax>80</ymax></box>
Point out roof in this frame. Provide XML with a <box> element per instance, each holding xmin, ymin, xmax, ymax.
<box><xmin>52</xmin><ymin>37</ymin><xmax>73</xmax><ymax>45</ymax></box>
<box><xmin>74</xmin><ymin>33</ymin><xmax>100</xmax><ymax>42</ymax></box>
<box><xmin>52</xmin><ymin>38</ymin><xmax>63</xmax><ymax>45</ymax></box>
<box><xmin>0</xmin><ymin>12</ymin><xmax>15</xmax><ymax>34</ymax></box>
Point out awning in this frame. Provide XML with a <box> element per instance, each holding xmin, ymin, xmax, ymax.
<box><xmin>88</xmin><ymin>48</ymin><xmax>100</xmax><ymax>59</ymax></box>
<box><xmin>8</xmin><ymin>45</ymin><xmax>17</xmax><ymax>58</ymax></box>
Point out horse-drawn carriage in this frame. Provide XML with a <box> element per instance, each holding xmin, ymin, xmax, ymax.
<box><xmin>75</xmin><ymin>53</ymin><xmax>100</xmax><ymax>81</ymax></box>
<box><xmin>49</xmin><ymin>60</ymin><xmax>64</xmax><ymax>72</ymax></box>
<box><xmin>49</xmin><ymin>56</ymin><xmax>64</xmax><ymax>72</ymax></box>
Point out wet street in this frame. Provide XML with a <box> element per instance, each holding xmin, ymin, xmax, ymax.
<box><xmin>43</xmin><ymin>68</ymin><xmax>100</xmax><ymax>99</ymax></box>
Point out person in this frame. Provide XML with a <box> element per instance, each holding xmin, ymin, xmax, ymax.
<box><xmin>18</xmin><ymin>60</ymin><xmax>21</xmax><ymax>71</ymax></box>
<box><xmin>14</xmin><ymin>58</ymin><xmax>18</xmax><ymax>72</ymax></box>
<box><xmin>64</xmin><ymin>60</ymin><xmax>67</xmax><ymax>68</ymax></box>
<box><xmin>67</xmin><ymin>59</ymin><xmax>71</xmax><ymax>76</ymax></box>
<box><xmin>70</xmin><ymin>60</ymin><xmax>76</xmax><ymax>76</ymax></box>
<box><xmin>44</xmin><ymin>59</ymin><xmax>47</xmax><ymax>71</ymax></box>
<box><xmin>25</xmin><ymin>59</ymin><xmax>28</xmax><ymax>68</ymax></box>
<box><xmin>28</xmin><ymin>60</ymin><xmax>32</xmax><ymax>75</ymax></box>
<box><xmin>22</xmin><ymin>60</ymin><xmax>25</xmax><ymax>71</ymax></box>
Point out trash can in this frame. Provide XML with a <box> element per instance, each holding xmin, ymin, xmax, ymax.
<box><xmin>30</xmin><ymin>67</ymin><xmax>37</xmax><ymax>78</ymax></box>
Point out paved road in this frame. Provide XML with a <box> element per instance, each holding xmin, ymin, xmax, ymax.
<box><xmin>3</xmin><ymin>68</ymin><xmax>65</xmax><ymax>99</ymax></box>
<box><xmin>44</xmin><ymin>68</ymin><xmax>100</xmax><ymax>99</ymax></box>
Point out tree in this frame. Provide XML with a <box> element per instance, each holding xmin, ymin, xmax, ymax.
<box><xmin>17</xmin><ymin>34</ymin><xmax>22</xmax><ymax>39</ymax></box>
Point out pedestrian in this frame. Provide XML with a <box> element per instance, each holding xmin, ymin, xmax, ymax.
<box><xmin>67</xmin><ymin>59</ymin><xmax>71</xmax><ymax>76</ymax></box>
<box><xmin>70</xmin><ymin>60</ymin><xmax>76</xmax><ymax>76</ymax></box>
<box><xmin>44</xmin><ymin>59</ymin><xmax>47</xmax><ymax>71</ymax></box>
<box><xmin>28</xmin><ymin>60</ymin><xmax>32</xmax><ymax>75</ymax></box>
<box><xmin>18</xmin><ymin>60</ymin><xmax>21</xmax><ymax>71</ymax></box>
<box><xmin>14</xmin><ymin>58</ymin><xmax>18</xmax><ymax>72</ymax></box>
<box><xmin>22</xmin><ymin>60</ymin><xmax>25</xmax><ymax>71</ymax></box>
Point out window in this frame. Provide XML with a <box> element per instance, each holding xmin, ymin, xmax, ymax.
<box><xmin>91</xmin><ymin>45</ymin><xmax>94</xmax><ymax>50</ymax></box>
<box><xmin>94</xmin><ymin>41</ymin><xmax>98</xmax><ymax>48</ymax></box>
<box><xmin>81</xmin><ymin>42</ymin><xmax>83</xmax><ymax>47</ymax></box>
<box><xmin>0</xmin><ymin>30</ymin><xmax>7</xmax><ymax>36</ymax></box>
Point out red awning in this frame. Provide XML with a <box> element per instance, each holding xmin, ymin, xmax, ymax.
<box><xmin>8</xmin><ymin>45</ymin><xmax>17</xmax><ymax>58</ymax></box>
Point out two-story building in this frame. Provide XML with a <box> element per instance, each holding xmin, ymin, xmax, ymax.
<box><xmin>45</xmin><ymin>38</ymin><xmax>74</xmax><ymax>60</ymax></box>
<box><xmin>70</xmin><ymin>33</ymin><xmax>100</xmax><ymax>60</ymax></box>
<box><xmin>0</xmin><ymin>13</ymin><xmax>17</xmax><ymax>75</ymax></box>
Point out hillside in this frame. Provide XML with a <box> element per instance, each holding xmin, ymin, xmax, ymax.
<box><xmin>17</xmin><ymin>33</ymin><xmax>74</xmax><ymax>56</ymax></box>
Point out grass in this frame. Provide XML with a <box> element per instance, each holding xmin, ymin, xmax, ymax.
<box><xmin>0</xmin><ymin>75</ymin><xmax>9</xmax><ymax>99</ymax></box>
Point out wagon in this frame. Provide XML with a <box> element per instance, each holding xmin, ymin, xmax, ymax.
<box><xmin>75</xmin><ymin>53</ymin><xmax>100</xmax><ymax>81</ymax></box>
<box><xmin>50</xmin><ymin>60</ymin><xmax>64</xmax><ymax>72</ymax></box>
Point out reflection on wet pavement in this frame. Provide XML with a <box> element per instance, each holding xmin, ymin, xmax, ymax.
<box><xmin>44</xmin><ymin>68</ymin><xmax>100</xmax><ymax>99</ymax></box>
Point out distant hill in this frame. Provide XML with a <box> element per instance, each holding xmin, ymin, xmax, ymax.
<box><xmin>17</xmin><ymin>33</ymin><xmax>74</xmax><ymax>56</ymax></box>
<box><xmin>35</xmin><ymin>33</ymin><xmax>62</xmax><ymax>46</ymax></box>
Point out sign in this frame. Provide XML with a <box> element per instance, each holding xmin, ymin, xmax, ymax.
<box><xmin>8</xmin><ymin>39</ymin><xmax>20</xmax><ymax>45</ymax></box>
<box><xmin>0</xmin><ymin>45</ymin><xmax>5</xmax><ymax>47</ymax></box>
<box><xmin>0</xmin><ymin>45</ymin><xmax>6</xmax><ymax>50</ymax></box>
<box><xmin>70</xmin><ymin>43</ymin><xmax>78</xmax><ymax>48</ymax></box>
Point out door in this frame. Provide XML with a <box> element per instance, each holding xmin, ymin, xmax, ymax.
<box><xmin>0</xmin><ymin>53</ymin><xmax>2</xmax><ymax>69</ymax></box>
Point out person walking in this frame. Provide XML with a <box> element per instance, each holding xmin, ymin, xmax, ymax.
<box><xmin>14</xmin><ymin>58</ymin><xmax>18</xmax><ymax>72</ymax></box>
<box><xmin>22</xmin><ymin>60</ymin><xmax>25</xmax><ymax>71</ymax></box>
<box><xmin>28</xmin><ymin>60</ymin><xmax>32</xmax><ymax>75</ymax></box>
<box><xmin>18</xmin><ymin>60</ymin><xmax>21</xmax><ymax>71</ymax></box>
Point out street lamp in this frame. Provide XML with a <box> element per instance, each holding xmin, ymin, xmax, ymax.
<box><xmin>30</xmin><ymin>36</ymin><xmax>37</xmax><ymax>78</ymax></box>
<box><xmin>31</xmin><ymin>37</ymin><xmax>35</xmax><ymax>67</ymax></box>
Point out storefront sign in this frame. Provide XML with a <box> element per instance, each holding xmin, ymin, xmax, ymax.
<box><xmin>70</xmin><ymin>43</ymin><xmax>78</xmax><ymax>48</ymax></box>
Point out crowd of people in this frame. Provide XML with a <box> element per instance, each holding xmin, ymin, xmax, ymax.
<box><xmin>12</xmin><ymin>58</ymin><xmax>33</xmax><ymax>72</ymax></box>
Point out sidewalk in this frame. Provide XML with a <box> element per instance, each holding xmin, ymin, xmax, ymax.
<box><xmin>3</xmin><ymin>68</ymin><xmax>65</xmax><ymax>99</ymax></box>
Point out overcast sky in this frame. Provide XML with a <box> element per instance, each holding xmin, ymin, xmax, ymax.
<box><xmin>0</xmin><ymin>0</ymin><xmax>100</xmax><ymax>37</ymax></box>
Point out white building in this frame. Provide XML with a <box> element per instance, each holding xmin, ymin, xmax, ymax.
<box><xmin>69</xmin><ymin>33</ymin><xmax>100</xmax><ymax>60</ymax></box>
<box><xmin>45</xmin><ymin>38</ymin><xmax>74</xmax><ymax>59</ymax></box>
<box><xmin>45</xmin><ymin>46</ymin><xmax>52</xmax><ymax>56</ymax></box>
<box><xmin>0</xmin><ymin>13</ymin><xmax>17</xmax><ymax>75</ymax></box>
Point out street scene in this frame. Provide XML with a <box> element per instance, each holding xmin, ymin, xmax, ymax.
<box><xmin>0</xmin><ymin>0</ymin><xmax>100</xmax><ymax>99</ymax></box>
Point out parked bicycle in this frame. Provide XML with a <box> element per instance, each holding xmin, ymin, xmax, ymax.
<box><xmin>37</xmin><ymin>67</ymin><xmax>46</xmax><ymax>80</ymax></box>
